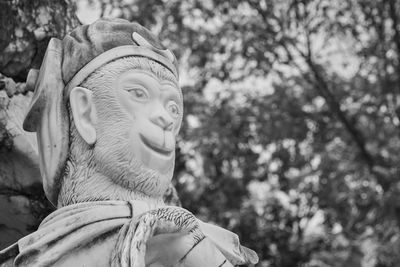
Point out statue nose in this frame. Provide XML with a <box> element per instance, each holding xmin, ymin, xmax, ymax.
<box><xmin>150</xmin><ymin>107</ymin><xmax>174</xmax><ymax>131</ymax></box>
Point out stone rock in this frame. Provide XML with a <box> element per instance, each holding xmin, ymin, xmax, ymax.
<box><xmin>0</xmin><ymin>76</ymin><xmax>48</xmax><ymax>248</ymax></box>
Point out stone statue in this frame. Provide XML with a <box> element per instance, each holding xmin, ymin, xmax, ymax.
<box><xmin>0</xmin><ymin>18</ymin><xmax>258</xmax><ymax>267</ymax></box>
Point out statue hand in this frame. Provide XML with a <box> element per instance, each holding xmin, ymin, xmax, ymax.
<box><xmin>145</xmin><ymin>207</ymin><xmax>207</xmax><ymax>266</ymax></box>
<box><xmin>143</xmin><ymin>207</ymin><xmax>236</xmax><ymax>266</ymax></box>
<box><xmin>112</xmin><ymin>206</ymin><xmax>206</xmax><ymax>267</ymax></box>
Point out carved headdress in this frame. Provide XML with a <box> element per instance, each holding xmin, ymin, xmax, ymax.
<box><xmin>23</xmin><ymin>18</ymin><xmax>179</xmax><ymax>206</ymax></box>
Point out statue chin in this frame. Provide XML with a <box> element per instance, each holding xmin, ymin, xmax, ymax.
<box><xmin>93</xmin><ymin>128</ymin><xmax>175</xmax><ymax>199</ymax></box>
<box><xmin>58</xmin><ymin>154</ymin><xmax>173</xmax><ymax>207</ymax></box>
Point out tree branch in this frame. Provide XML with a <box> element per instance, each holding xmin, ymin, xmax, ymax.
<box><xmin>306</xmin><ymin>57</ymin><xmax>374</xmax><ymax>168</ymax></box>
<box><xmin>299</xmin><ymin>32</ymin><xmax>375</xmax><ymax>165</ymax></box>
<box><xmin>301</xmin><ymin>34</ymin><xmax>393</xmax><ymax>190</ymax></box>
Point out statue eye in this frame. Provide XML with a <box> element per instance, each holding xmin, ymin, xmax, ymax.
<box><xmin>128</xmin><ymin>88</ymin><xmax>148</xmax><ymax>101</ymax></box>
<box><xmin>167</xmin><ymin>101</ymin><xmax>180</xmax><ymax>119</ymax></box>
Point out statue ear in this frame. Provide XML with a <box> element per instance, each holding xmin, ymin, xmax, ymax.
<box><xmin>69</xmin><ymin>87</ymin><xmax>97</xmax><ymax>145</ymax></box>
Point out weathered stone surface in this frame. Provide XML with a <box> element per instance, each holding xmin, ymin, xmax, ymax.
<box><xmin>0</xmin><ymin>74</ymin><xmax>52</xmax><ymax>249</ymax></box>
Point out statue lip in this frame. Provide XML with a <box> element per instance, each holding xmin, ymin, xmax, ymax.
<box><xmin>140</xmin><ymin>134</ymin><xmax>173</xmax><ymax>156</ymax></box>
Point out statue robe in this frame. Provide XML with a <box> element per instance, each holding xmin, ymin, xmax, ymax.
<box><xmin>0</xmin><ymin>200</ymin><xmax>257</xmax><ymax>267</ymax></box>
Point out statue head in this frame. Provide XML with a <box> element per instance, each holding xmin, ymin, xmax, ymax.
<box><xmin>23</xmin><ymin>18</ymin><xmax>182</xmax><ymax>207</ymax></box>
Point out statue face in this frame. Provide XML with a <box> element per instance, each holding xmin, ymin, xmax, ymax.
<box><xmin>115</xmin><ymin>69</ymin><xmax>182</xmax><ymax>174</ymax></box>
<box><xmin>89</xmin><ymin>61</ymin><xmax>182</xmax><ymax>198</ymax></box>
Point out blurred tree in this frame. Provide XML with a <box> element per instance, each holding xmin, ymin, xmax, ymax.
<box><xmin>97</xmin><ymin>0</ymin><xmax>399</xmax><ymax>266</ymax></box>
<box><xmin>2</xmin><ymin>0</ymin><xmax>400</xmax><ymax>266</ymax></box>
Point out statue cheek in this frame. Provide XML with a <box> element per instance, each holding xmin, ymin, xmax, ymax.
<box><xmin>127</xmin><ymin>125</ymin><xmax>142</xmax><ymax>154</ymax></box>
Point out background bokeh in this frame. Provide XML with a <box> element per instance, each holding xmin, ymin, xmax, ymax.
<box><xmin>1</xmin><ymin>0</ymin><xmax>400</xmax><ymax>266</ymax></box>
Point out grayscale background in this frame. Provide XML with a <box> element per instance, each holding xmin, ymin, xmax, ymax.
<box><xmin>0</xmin><ymin>1</ymin><xmax>398</xmax><ymax>266</ymax></box>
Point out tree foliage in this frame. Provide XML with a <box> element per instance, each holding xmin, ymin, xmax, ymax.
<box><xmin>104</xmin><ymin>1</ymin><xmax>399</xmax><ymax>266</ymax></box>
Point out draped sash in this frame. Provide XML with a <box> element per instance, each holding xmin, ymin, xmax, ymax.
<box><xmin>15</xmin><ymin>201</ymin><xmax>257</xmax><ymax>266</ymax></box>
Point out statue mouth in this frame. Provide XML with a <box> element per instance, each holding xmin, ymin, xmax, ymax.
<box><xmin>140</xmin><ymin>134</ymin><xmax>173</xmax><ymax>157</ymax></box>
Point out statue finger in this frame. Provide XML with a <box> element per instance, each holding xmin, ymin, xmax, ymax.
<box><xmin>149</xmin><ymin>207</ymin><xmax>205</xmax><ymax>244</ymax></box>
<box><xmin>150</xmin><ymin>207</ymin><xmax>199</xmax><ymax>232</ymax></box>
